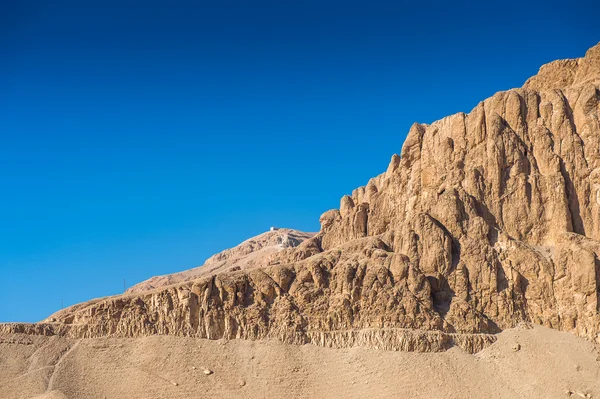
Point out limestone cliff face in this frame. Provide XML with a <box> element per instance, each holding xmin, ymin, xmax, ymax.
<box><xmin>1</xmin><ymin>237</ymin><xmax>496</xmax><ymax>353</ymax></box>
<box><xmin>319</xmin><ymin>42</ymin><xmax>600</xmax><ymax>344</ymax></box>
<box><xmin>2</xmin><ymin>43</ymin><xmax>599</xmax><ymax>353</ymax></box>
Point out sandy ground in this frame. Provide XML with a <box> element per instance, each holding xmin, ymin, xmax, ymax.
<box><xmin>1</xmin><ymin>325</ymin><xmax>599</xmax><ymax>399</ymax></box>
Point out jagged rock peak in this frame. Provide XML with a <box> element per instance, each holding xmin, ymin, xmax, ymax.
<box><xmin>523</xmin><ymin>41</ymin><xmax>600</xmax><ymax>90</ymax></box>
<box><xmin>318</xmin><ymin>42</ymin><xmax>600</xmax><ymax>346</ymax></box>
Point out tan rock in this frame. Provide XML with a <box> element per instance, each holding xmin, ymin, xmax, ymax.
<box><xmin>2</xmin><ymin>42</ymin><xmax>600</xmax><ymax>355</ymax></box>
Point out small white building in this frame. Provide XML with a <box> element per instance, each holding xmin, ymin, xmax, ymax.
<box><xmin>270</xmin><ymin>226</ymin><xmax>280</xmax><ymax>231</ymax></box>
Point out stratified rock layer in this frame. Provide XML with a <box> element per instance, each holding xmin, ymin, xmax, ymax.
<box><xmin>3</xmin><ymin>43</ymin><xmax>600</xmax><ymax>353</ymax></box>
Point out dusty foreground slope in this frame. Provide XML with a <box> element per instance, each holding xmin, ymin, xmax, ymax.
<box><xmin>0</xmin><ymin>326</ymin><xmax>598</xmax><ymax>399</ymax></box>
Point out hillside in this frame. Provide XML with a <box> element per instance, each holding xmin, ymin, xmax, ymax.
<box><xmin>1</xmin><ymin>42</ymin><xmax>600</xmax><ymax>399</ymax></box>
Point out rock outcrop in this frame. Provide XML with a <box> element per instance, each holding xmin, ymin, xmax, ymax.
<box><xmin>318</xmin><ymin>43</ymin><xmax>600</xmax><ymax>344</ymax></box>
<box><xmin>2</xmin><ymin>43</ymin><xmax>600</xmax><ymax>353</ymax></box>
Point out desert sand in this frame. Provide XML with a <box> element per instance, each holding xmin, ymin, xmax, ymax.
<box><xmin>1</xmin><ymin>325</ymin><xmax>599</xmax><ymax>399</ymax></box>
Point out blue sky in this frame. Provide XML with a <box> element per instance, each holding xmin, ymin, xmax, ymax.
<box><xmin>1</xmin><ymin>0</ymin><xmax>598</xmax><ymax>322</ymax></box>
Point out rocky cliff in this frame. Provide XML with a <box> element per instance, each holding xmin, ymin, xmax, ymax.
<box><xmin>318</xmin><ymin>43</ymin><xmax>600</xmax><ymax>344</ymax></box>
<box><xmin>2</xmin><ymin>43</ymin><xmax>599</xmax><ymax>353</ymax></box>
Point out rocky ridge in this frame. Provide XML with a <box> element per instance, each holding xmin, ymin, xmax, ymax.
<box><xmin>125</xmin><ymin>228</ymin><xmax>315</xmax><ymax>294</ymax></box>
<box><xmin>2</xmin><ymin>43</ymin><xmax>600</xmax><ymax>353</ymax></box>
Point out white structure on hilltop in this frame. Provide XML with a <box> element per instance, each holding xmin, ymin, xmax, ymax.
<box><xmin>270</xmin><ymin>226</ymin><xmax>280</xmax><ymax>231</ymax></box>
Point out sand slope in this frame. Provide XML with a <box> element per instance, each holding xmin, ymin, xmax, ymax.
<box><xmin>1</xmin><ymin>325</ymin><xmax>598</xmax><ymax>399</ymax></box>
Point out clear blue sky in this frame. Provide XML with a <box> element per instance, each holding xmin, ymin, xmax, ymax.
<box><xmin>1</xmin><ymin>0</ymin><xmax>598</xmax><ymax>322</ymax></box>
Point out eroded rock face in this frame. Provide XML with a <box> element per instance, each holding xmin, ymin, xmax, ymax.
<box><xmin>3</xmin><ymin>43</ymin><xmax>600</xmax><ymax>353</ymax></box>
<box><xmin>319</xmin><ymin>42</ymin><xmax>600</xmax><ymax>344</ymax></box>
<box><xmin>0</xmin><ymin>237</ymin><xmax>497</xmax><ymax>353</ymax></box>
